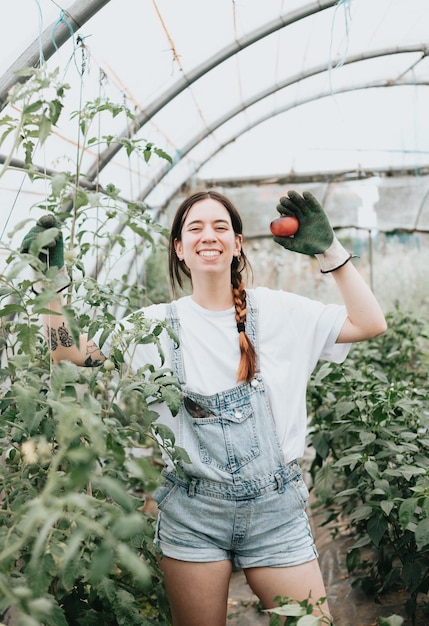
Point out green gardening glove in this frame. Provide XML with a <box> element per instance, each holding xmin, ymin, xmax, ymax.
<box><xmin>20</xmin><ymin>214</ymin><xmax>64</xmax><ymax>270</ymax></box>
<box><xmin>274</xmin><ymin>190</ymin><xmax>351</xmax><ymax>273</ymax></box>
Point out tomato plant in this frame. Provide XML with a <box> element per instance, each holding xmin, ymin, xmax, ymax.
<box><xmin>0</xmin><ymin>66</ymin><xmax>181</xmax><ymax>626</ymax></box>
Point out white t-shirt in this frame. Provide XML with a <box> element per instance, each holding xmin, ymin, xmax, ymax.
<box><xmin>98</xmin><ymin>287</ymin><xmax>350</xmax><ymax>462</ymax></box>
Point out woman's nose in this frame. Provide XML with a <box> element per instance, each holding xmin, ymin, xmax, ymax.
<box><xmin>201</xmin><ymin>227</ymin><xmax>216</xmax><ymax>241</ymax></box>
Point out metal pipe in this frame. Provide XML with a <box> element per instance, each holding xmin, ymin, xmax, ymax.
<box><xmin>0</xmin><ymin>0</ymin><xmax>111</xmax><ymax>110</ymax></box>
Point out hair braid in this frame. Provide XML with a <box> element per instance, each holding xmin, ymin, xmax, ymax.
<box><xmin>232</xmin><ymin>279</ymin><xmax>257</xmax><ymax>383</ymax></box>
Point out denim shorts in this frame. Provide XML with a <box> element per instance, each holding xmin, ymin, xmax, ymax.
<box><xmin>153</xmin><ymin>466</ymin><xmax>318</xmax><ymax>568</ymax></box>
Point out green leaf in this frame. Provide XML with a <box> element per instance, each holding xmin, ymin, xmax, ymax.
<box><xmin>297</xmin><ymin>617</ymin><xmax>322</xmax><ymax>626</ymax></box>
<box><xmin>27</xmin><ymin>552</ymin><xmax>56</xmax><ymax>595</ymax></box>
<box><xmin>334</xmin><ymin>453</ymin><xmax>362</xmax><ymax>469</ymax></box>
<box><xmin>367</xmin><ymin>514</ymin><xmax>388</xmax><ymax>547</ymax></box>
<box><xmin>399</xmin><ymin>498</ymin><xmax>418</xmax><ymax>529</ymax></box>
<box><xmin>111</xmin><ymin>512</ymin><xmax>145</xmax><ymax>539</ymax></box>
<box><xmin>38</xmin><ymin>113</ymin><xmax>52</xmax><ymax>144</ymax></box>
<box><xmin>310</xmin><ymin>430</ymin><xmax>331</xmax><ymax>460</ymax></box>
<box><xmin>0</xmin><ymin>303</ymin><xmax>27</xmax><ymax>317</ymax></box>
<box><xmin>385</xmin><ymin>465</ymin><xmax>426</xmax><ymax>481</ymax></box>
<box><xmin>415</xmin><ymin>518</ymin><xmax>429</xmax><ymax>550</ymax></box>
<box><xmin>160</xmin><ymin>384</ymin><xmax>181</xmax><ymax>415</ymax></box>
<box><xmin>49</xmin><ymin>98</ymin><xmax>63</xmax><ymax>125</ymax></box>
<box><xmin>62</xmin><ymin>305</ymin><xmax>81</xmax><ymax>346</ymax></box>
<box><xmin>153</xmin><ymin>146</ymin><xmax>173</xmax><ymax>163</ymax></box>
<box><xmin>23</xmin><ymin>100</ymin><xmax>43</xmax><ymax>114</ymax></box>
<box><xmin>335</xmin><ymin>401</ymin><xmax>356</xmax><ymax>418</ymax></box>
<box><xmin>50</xmin><ymin>360</ymin><xmax>80</xmax><ymax>395</ymax></box>
<box><xmin>360</xmin><ymin>431</ymin><xmax>377</xmax><ymax>445</ymax></box>
<box><xmin>88</xmin><ymin>542</ymin><xmax>114</xmax><ymax>583</ymax></box>
<box><xmin>74</xmin><ymin>188</ymin><xmax>88</xmax><ymax>210</ymax></box>
<box><xmin>44</xmin><ymin>603</ymin><xmax>68</xmax><ymax>626</ymax></box>
<box><xmin>314</xmin><ymin>463</ymin><xmax>335</xmax><ymax>500</ymax></box>
<box><xmin>312</xmin><ymin>362</ymin><xmax>332</xmax><ymax>385</ymax></box>
<box><xmin>402</xmin><ymin>558</ymin><xmax>422</xmax><ymax>592</ymax></box>
<box><xmin>346</xmin><ymin>547</ymin><xmax>360</xmax><ymax>571</ymax></box>
<box><xmin>380</xmin><ymin>500</ymin><xmax>394</xmax><ymax>516</ymax></box>
<box><xmin>62</xmin><ymin>552</ymin><xmax>84</xmax><ymax>591</ymax></box>
<box><xmin>51</xmin><ymin>172</ymin><xmax>68</xmax><ymax>196</ymax></box>
<box><xmin>95</xmin><ymin>476</ymin><xmax>135</xmax><ymax>513</ymax></box>
<box><xmin>268</xmin><ymin>604</ymin><xmax>306</xmax><ymax>617</ymax></box>
<box><xmin>116</xmin><ymin>542</ymin><xmax>151</xmax><ymax>588</ymax></box>
<box><xmin>364</xmin><ymin>460</ymin><xmax>379</xmax><ymax>479</ymax></box>
<box><xmin>350</xmin><ymin>504</ymin><xmax>373</xmax><ymax>522</ymax></box>
<box><xmin>378</xmin><ymin>617</ymin><xmax>404</xmax><ymax>626</ymax></box>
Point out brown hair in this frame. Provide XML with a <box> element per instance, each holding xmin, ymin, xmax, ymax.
<box><xmin>168</xmin><ymin>190</ymin><xmax>256</xmax><ymax>382</ymax></box>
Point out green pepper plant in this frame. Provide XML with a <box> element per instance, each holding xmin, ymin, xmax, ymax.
<box><xmin>307</xmin><ymin>308</ymin><xmax>429</xmax><ymax>625</ymax></box>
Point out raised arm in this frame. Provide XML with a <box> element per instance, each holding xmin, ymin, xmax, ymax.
<box><xmin>273</xmin><ymin>190</ymin><xmax>387</xmax><ymax>343</ymax></box>
<box><xmin>21</xmin><ymin>214</ymin><xmax>106</xmax><ymax>366</ymax></box>
<box><xmin>329</xmin><ymin>260</ymin><xmax>386</xmax><ymax>342</ymax></box>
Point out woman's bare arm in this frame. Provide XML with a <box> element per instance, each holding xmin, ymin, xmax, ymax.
<box><xmin>333</xmin><ymin>262</ymin><xmax>387</xmax><ymax>343</ymax></box>
<box><xmin>42</xmin><ymin>297</ymin><xmax>106</xmax><ymax>366</ymax></box>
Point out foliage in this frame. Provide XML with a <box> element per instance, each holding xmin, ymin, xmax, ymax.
<box><xmin>267</xmin><ymin>595</ymin><xmax>404</xmax><ymax>625</ymax></box>
<box><xmin>267</xmin><ymin>595</ymin><xmax>333</xmax><ymax>625</ymax></box>
<box><xmin>0</xmin><ymin>67</ymin><xmax>183</xmax><ymax>624</ymax></box>
<box><xmin>307</xmin><ymin>308</ymin><xmax>429</xmax><ymax>625</ymax></box>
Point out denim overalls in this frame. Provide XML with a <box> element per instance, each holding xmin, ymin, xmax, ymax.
<box><xmin>154</xmin><ymin>294</ymin><xmax>317</xmax><ymax>567</ymax></box>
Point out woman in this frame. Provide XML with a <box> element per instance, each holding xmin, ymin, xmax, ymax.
<box><xmin>23</xmin><ymin>189</ymin><xmax>387</xmax><ymax>625</ymax></box>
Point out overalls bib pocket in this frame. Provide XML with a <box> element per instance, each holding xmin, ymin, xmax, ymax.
<box><xmin>186</xmin><ymin>398</ymin><xmax>261</xmax><ymax>474</ymax></box>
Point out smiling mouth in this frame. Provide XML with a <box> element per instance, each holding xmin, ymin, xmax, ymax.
<box><xmin>198</xmin><ymin>250</ymin><xmax>220</xmax><ymax>257</ymax></box>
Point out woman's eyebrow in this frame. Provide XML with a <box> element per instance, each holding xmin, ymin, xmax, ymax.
<box><xmin>186</xmin><ymin>218</ymin><xmax>230</xmax><ymax>227</ymax></box>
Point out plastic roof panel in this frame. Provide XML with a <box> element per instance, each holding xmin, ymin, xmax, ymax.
<box><xmin>1</xmin><ymin>0</ymin><xmax>429</xmax><ymax>234</ymax></box>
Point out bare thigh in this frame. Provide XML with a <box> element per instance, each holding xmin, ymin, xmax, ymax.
<box><xmin>244</xmin><ymin>558</ymin><xmax>330</xmax><ymax>616</ymax></box>
<box><xmin>158</xmin><ymin>556</ymin><xmax>232</xmax><ymax>626</ymax></box>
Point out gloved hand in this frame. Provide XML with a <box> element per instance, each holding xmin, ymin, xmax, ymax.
<box><xmin>20</xmin><ymin>214</ymin><xmax>64</xmax><ymax>270</ymax></box>
<box><xmin>273</xmin><ymin>190</ymin><xmax>351</xmax><ymax>273</ymax></box>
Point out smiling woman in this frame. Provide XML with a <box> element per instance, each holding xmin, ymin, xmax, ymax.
<box><xmin>0</xmin><ymin>2</ymin><xmax>427</xmax><ymax>625</ymax></box>
<box><xmin>21</xmin><ymin>186</ymin><xmax>387</xmax><ymax>625</ymax></box>
<box><xmin>173</xmin><ymin>196</ymin><xmax>243</xmax><ymax>307</ymax></box>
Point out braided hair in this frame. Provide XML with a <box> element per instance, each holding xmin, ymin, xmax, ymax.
<box><xmin>168</xmin><ymin>190</ymin><xmax>256</xmax><ymax>383</ymax></box>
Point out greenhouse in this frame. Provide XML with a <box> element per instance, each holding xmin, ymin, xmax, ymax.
<box><xmin>0</xmin><ymin>1</ymin><xmax>428</xmax><ymax>625</ymax></box>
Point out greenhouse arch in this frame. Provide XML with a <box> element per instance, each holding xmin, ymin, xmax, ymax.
<box><xmin>1</xmin><ymin>3</ymin><xmax>429</xmax><ymax>624</ymax></box>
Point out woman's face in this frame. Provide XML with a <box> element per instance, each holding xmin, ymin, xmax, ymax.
<box><xmin>174</xmin><ymin>197</ymin><xmax>242</xmax><ymax>281</ymax></box>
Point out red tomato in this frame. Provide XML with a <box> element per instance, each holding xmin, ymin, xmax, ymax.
<box><xmin>270</xmin><ymin>215</ymin><xmax>299</xmax><ymax>237</ymax></box>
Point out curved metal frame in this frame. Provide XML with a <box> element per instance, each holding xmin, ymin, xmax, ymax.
<box><xmin>137</xmin><ymin>44</ymin><xmax>427</xmax><ymax>202</ymax></box>
<box><xmin>91</xmin><ymin>75</ymin><xmax>428</xmax><ymax>279</ymax></box>
<box><xmin>1</xmin><ymin>0</ymin><xmax>425</xmax><ymax>204</ymax></box>
<box><xmin>2</xmin><ymin>0</ymin><xmax>427</xmax><ymax>261</ymax></box>
<box><xmin>0</xmin><ymin>0</ymin><xmax>111</xmax><ymax>110</ymax></box>
<box><xmin>154</xmin><ymin>78</ymin><xmax>429</xmax><ymax>214</ymax></box>
<box><xmin>83</xmin><ymin>0</ymin><xmax>338</xmax><ymax>179</ymax></box>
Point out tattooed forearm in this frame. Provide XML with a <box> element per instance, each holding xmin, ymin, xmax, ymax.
<box><xmin>44</xmin><ymin>324</ymin><xmax>104</xmax><ymax>366</ymax></box>
<box><xmin>83</xmin><ymin>340</ymin><xmax>105</xmax><ymax>367</ymax></box>
<box><xmin>47</xmin><ymin>323</ymin><xmax>75</xmax><ymax>351</ymax></box>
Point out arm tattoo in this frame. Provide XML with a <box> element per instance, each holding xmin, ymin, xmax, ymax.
<box><xmin>46</xmin><ymin>323</ymin><xmax>74</xmax><ymax>351</ymax></box>
<box><xmin>47</xmin><ymin>325</ymin><xmax>58</xmax><ymax>351</ymax></box>
<box><xmin>83</xmin><ymin>340</ymin><xmax>105</xmax><ymax>367</ymax></box>
<box><xmin>58</xmin><ymin>323</ymin><xmax>75</xmax><ymax>347</ymax></box>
